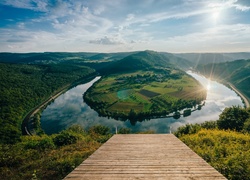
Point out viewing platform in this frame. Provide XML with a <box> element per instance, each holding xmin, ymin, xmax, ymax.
<box><xmin>64</xmin><ymin>134</ymin><xmax>226</xmax><ymax>180</ymax></box>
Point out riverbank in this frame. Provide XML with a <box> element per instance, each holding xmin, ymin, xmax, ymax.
<box><xmin>22</xmin><ymin>74</ymin><xmax>98</xmax><ymax>135</ymax></box>
<box><xmin>40</xmin><ymin>71</ymin><xmax>244</xmax><ymax>134</ymax></box>
<box><xmin>227</xmin><ymin>83</ymin><xmax>250</xmax><ymax>108</ymax></box>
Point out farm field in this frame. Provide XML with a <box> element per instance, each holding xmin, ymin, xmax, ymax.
<box><xmin>84</xmin><ymin>69</ymin><xmax>206</xmax><ymax>120</ymax></box>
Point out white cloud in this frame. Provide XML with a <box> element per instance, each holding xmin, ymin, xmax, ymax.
<box><xmin>208</xmin><ymin>0</ymin><xmax>250</xmax><ymax>11</ymax></box>
<box><xmin>164</xmin><ymin>23</ymin><xmax>250</xmax><ymax>52</ymax></box>
<box><xmin>126</xmin><ymin>14</ymin><xmax>135</xmax><ymax>21</ymax></box>
<box><xmin>89</xmin><ymin>36</ymin><xmax>126</xmax><ymax>45</ymax></box>
<box><xmin>93</xmin><ymin>6</ymin><xmax>105</xmax><ymax>15</ymax></box>
<box><xmin>2</xmin><ymin>0</ymin><xmax>49</xmax><ymax>12</ymax></box>
<box><xmin>1</xmin><ymin>0</ymin><xmax>250</xmax><ymax>52</ymax></box>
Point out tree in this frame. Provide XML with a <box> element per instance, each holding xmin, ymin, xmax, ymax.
<box><xmin>118</xmin><ymin>128</ymin><xmax>132</xmax><ymax>134</ymax></box>
<box><xmin>243</xmin><ymin>118</ymin><xmax>250</xmax><ymax>133</ymax></box>
<box><xmin>217</xmin><ymin>106</ymin><xmax>249</xmax><ymax>131</ymax></box>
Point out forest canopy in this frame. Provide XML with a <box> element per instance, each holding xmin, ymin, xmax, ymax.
<box><xmin>0</xmin><ymin>63</ymin><xmax>95</xmax><ymax>144</ymax></box>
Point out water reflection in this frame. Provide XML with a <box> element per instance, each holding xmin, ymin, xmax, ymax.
<box><xmin>41</xmin><ymin>72</ymin><xmax>243</xmax><ymax>134</ymax></box>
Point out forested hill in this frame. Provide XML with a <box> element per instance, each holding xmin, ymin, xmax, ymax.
<box><xmin>197</xmin><ymin>59</ymin><xmax>250</xmax><ymax>102</ymax></box>
<box><xmin>98</xmin><ymin>50</ymin><xmax>192</xmax><ymax>74</ymax></box>
<box><xmin>0</xmin><ymin>63</ymin><xmax>95</xmax><ymax>144</ymax></box>
<box><xmin>174</xmin><ymin>52</ymin><xmax>250</xmax><ymax>65</ymax></box>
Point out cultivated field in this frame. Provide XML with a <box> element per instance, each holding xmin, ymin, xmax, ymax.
<box><xmin>84</xmin><ymin>69</ymin><xmax>206</xmax><ymax>119</ymax></box>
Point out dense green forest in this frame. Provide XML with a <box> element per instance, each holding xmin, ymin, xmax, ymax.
<box><xmin>0</xmin><ymin>63</ymin><xmax>95</xmax><ymax>144</ymax></box>
<box><xmin>197</xmin><ymin>59</ymin><xmax>250</xmax><ymax>103</ymax></box>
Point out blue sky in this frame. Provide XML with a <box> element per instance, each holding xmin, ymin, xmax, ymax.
<box><xmin>1</xmin><ymin>0</ymin><xmax>250</xmax><ymax>53</ymax></box>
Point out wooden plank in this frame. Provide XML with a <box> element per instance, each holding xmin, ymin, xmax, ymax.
<box><xmin>64</xmin><ymin>134</ymin><xmax>226</xmax><ymax>179</ymax></box>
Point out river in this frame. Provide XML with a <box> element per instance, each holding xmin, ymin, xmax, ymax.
<box><xmin>40</xmin><ymin>71</ymin><xmax>244</xmax><ymax>134</ymax></box>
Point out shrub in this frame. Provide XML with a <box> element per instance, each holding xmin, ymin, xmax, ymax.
<box><xmin>22</xmin><ymin>136</ymin><xmax>55</xmax><ymax>150</ymax></box>
<box><xmin>67</xmin><ymin>124</ymin><xmax>85</xmax><ymax>134</ymax></box>
<box><xmin>243</xmin><ymin>118</ymin><xmax>250</xmax><ymax>133</ymax></box>
<box><xmin>53</xmin><ymin>131</ymin><xmax>79</xmax><ymax>146</ymax></box>
<box><xmin>118</xmin><ymin>128</ymin><xmax>132</xmax><ymax>134</ymax></box>
<box><xmin>88</xmin><ymin>125</ymin><xmax>112</xmax><ymax>143</ymax></box>
<box><xmin>88</xmin><ymin>125</ymin><xmax>110</xmax><ymax>135</ymax></box>
<box><xmin>217</xmin><ymin>106</ymin><xmax>249</xmax><ymax>131</ymax></box>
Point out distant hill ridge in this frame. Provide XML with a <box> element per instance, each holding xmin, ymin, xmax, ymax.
<box><xmin>98</xmin><ymin>50</ymin><xmax>194</xmax><ymax>74</ymax></box>
<box><xmin>197</xmin><ymin>59</ymin><xmax>250</xmax><ymax>103</ymax></box>
<box><xmin>175</xmin><ymin>52</ymin><xmax>250</xmax><ymax>65</ymax></box>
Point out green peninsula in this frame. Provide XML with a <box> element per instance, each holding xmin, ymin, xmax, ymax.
<box><xmin>84</xmin><ymin>51</ymin><xmax>206</xmax><ymax>121</ymax></box>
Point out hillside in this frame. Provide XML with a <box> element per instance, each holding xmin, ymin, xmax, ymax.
<box><xmin>196</xmin><ymin>59</ymin><xmax>250</xmax><ymax>104</ymax></box>
<box><xmin>175</xmin><ymin>52</ymin><xmax>250</xmax><ymax>66</ymax></box>
<box><xmin>98</xmin><ymin>50</ymin><xmax>192</xmax><ymax>74</ymax></box>
<box><xmin>0</xmin><ymin>63</ymin><xmax>95</xmax><ymax>144</ymax></box>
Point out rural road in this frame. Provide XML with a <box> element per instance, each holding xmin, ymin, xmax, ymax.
<box><xmin>228</xmin><ymin>83</ymin><xmax>249</xmax><ymax>108</ymax></box>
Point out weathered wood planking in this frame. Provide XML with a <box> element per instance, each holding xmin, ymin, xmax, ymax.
<box><xmin>64</xmin><ymin>134</ymin><xmax>226</xmax><ymax>180</ymax></box>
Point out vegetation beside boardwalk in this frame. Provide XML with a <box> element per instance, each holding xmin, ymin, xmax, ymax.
<box><xmin>0</xmin><ymin>125</ymin><xmax>112</xmax><ymax>180</ymax></box>
<box><xmin>175</xmin><ymin>106</ymin><xmax>250</xmax><ymax>180</ymax></box>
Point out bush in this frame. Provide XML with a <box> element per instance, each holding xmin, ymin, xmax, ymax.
<box><xmin>22</xmin><ymin>136</ymin><xmax>55</xmax><ymax>151</ymax></box>
<box><xmin>88</xmin><ymin>125</ymin><xmax>110</xmax><ymax>135</ymax></box>
<box><xmin>179</xmin><ymin>129</ymin><xmax>250</xmax><ymax>180</ymax></box>
<box><xmin>243</xmin><ymin>118</ymin><xmax>250</xmax><ymax>133</ymax></box>
<box><xmin>118</xmin><ymin>128</ymin><xmax>132</xmax><ymax>134</ymax></box>
<box><xmin>218</xmin><ymin>106</ymin><xmax>249</xmax><ymax>131</ymax></box>
<box><xmin>53</xmin><ymin>131</ymin><xmax>79</xmax><ymax>146</ymax></box>
<box><xmin>67</xmin><ymin>125</ymin><xmax>85</xmax><ymax>134</ymax></box>
<box><xmin>88</xmin><ymin>125</ymin><xmax>112</xmax><ymax>143</ymax></box>
<box><xmin>175</xmin><ymin>123</ymin><xmax>201</xmax><ymax>137</ymax></box>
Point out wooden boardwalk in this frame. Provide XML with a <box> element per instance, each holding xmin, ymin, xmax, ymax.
<box><xmin>64</xmin><ymin>134</ymin><xmax>226</xmax><ymax>180</ymax></box>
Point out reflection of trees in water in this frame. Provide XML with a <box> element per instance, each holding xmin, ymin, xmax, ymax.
<box><xmin>95</xmin><ymin>103</ymin><xmax>205</xmax><ymax>126</ymax></box>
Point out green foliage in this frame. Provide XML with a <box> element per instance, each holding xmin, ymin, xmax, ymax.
<box><xmin>118</xmin><ymin>128</ymin><xmax>132</xmax><ymax>134</ymax></box>
<box><xmin>67</xmin><ymin>124</ymin><xmax>86</xmax><ymax>134</ymax></box>
<box><xmin>22</xmin><ymin>135</ymin><xmax>55</xmax><ymax>151</ymax></box>
<box><xmin>88</xmin><ymin>125</ymin><xmax>110</xmax><ymax>135</ymax></box>
<box><xmin>243</xmin><ymin>118</ymin><xmax>250</xmax><ymax>133</ymax></box>
<box><xmin>175</xmin><ymin>107</ymin><xmax>250</xmax><ymax>180</ymax></box>
<box><xmin>179</xmin><ymin>129</ymin><xmax>250</xmax><ymax>180</ymax></box>
<box><xmin>218</xmin><ymin>106</ymin><xmax>249</xmax><ymax>131</ymax></box>
<box><xmin>175</xmin><ymin>121</ymin><xmax>218</xmax><ymax>137</ymax></box>
<box><xmin>88</xmin><ymin>125</ymin><xmax>112</xmax><ymax>143</ymax></box>
<box><xmin>0</xmin><ymin>62</ymin><xmax>95</xmax><ymax>144</ymax></box>
<box><xmin>53</xmin><ymin>131</ymin><xmax>80</xmax><ymax>147</ymax></box>
<box><xmin>0</xmin><ymin>125</ymin><xmax>110</xmax><ymax>179</ymax></box>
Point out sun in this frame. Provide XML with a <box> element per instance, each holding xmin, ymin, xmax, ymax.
<box><xmin>206</xmin><ymin>80</ymin><xmax>211</xmax><ymax>91</ymax></box>
<box><xmin>212</xmin><ymin>11</ymin><xmax>220</xmax><ymax>21</ymax></box>
<box><xmin>211</xmin><ymin>7</ymin><xmax>221</xmax><ymax>23</ymax></box>
<box><xmin>207</xmin><ymin>84</ymin><xmax>211</xmax><ymax>91</ymax></box>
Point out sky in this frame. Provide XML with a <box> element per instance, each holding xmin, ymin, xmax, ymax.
<box><xmin>1</xmin><ymin>0</ymin><xmax>250</xmax><ymax>53</ymax></box>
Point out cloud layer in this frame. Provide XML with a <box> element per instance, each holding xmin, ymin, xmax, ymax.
<box><xmin>1</xmin><ymin>0</ymin><xmax>250</xmax><ymax>52</ymax></box>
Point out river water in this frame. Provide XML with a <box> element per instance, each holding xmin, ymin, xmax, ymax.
<box><xmin>41</xmin><ymin>71</ymin><xmax>244</xmax><ymax>134</ymax></box>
